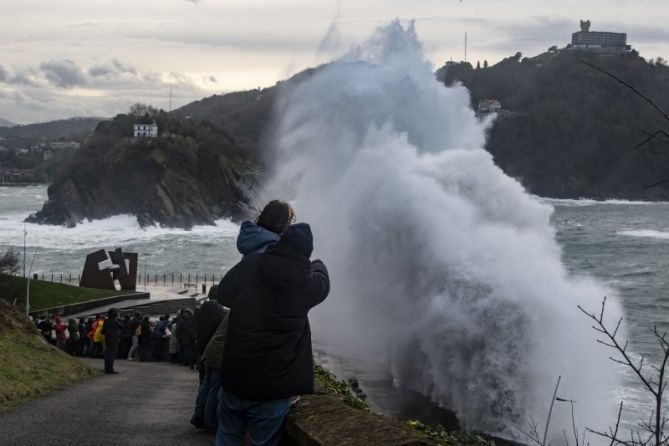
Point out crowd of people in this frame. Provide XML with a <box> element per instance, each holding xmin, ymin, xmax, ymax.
<box><xmin>34</xmin><ymin>200</ymin><xmax>330</xmax><ymax>446</ymax></box>
<box><xmin>33</xmin><ymin>307</ymin><xmax>200</xmax><ymax>372</ymax></box>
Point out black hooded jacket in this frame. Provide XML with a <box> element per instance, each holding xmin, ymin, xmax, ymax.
<box><xmin>217</xmin><ymin>223</ymin><xmax>330</xmax><ymax>401</ymax></box>
<box><xmin>193</xmin><ymin>300</ymin><xmax>226</xmax><ymax>356</ymax></box>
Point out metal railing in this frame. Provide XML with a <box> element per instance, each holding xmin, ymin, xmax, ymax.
<box><xmin>29</xmin><ymin>272</ymin><xmax>223</xmax><ymax>289</ymax></box>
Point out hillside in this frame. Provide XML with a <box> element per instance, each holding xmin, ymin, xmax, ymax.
<box><xmin>172</xmin><ymin>67</ymin><xmax>318</xmax><ymax>160</ymax></box>
<box><xmin>438</xmin><ymin>50</ymin><xmax>669</xmax><ymax>200</ymax></box>
<box><xmin>0</xmin><ymin>300</ymin><xmax>94</xmax><ymax>410</ymax></box>
<box><xmin>0</xmin><ymin>117</ymin><xmax>14</xmax><ymax>128</ymax></box>
<box><xmin>0</xmin><ymin>274</ymin><xmax>124</xmax><ymax>312</ymax></box>
<box><xmin>0</xmin><ymin>117</ymin><xmax>104</xmax><ymax>139</ymax></box>
<box><xmin>27</xmin><ymin>107</ymin><xmax>261</xmax><ymax>228</ymax></box>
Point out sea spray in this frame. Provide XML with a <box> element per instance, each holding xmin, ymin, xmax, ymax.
<box><xmin>268</xmin><ymin>20</ymin><xmax>622</xmax><ymax>435</ymax></box>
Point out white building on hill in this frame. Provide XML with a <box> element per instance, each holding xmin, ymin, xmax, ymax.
<box><xmin>134</xmin><ymin>123</ymin><xmax>158</xmax><ymax>138</ymax></box>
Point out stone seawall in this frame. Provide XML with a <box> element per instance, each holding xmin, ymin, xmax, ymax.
<box><xmin>284</xmin><ymin>387</ymin><xmax>435</xmax><ymax>446</ymax></box>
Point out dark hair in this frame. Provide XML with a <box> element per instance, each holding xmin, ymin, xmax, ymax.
<box><xmin>255</xmin><ymin>200</ymin><xmax>295</xmax><ymax>235</ymax></box>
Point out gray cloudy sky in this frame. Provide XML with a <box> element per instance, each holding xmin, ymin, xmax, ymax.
<box><xmin>0</xmin><ymin>0</ymin><xmax>667</xmax><ymax>124</ymax></box>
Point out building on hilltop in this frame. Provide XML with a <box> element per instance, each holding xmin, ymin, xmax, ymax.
<box><xmin>133</xmin><ymin>123</ymin><xmax>158</xmax><ymax>138</ymax></box>
<box><xmin>569</xmin><ymin>20</ymin><xmax>631</xmax><ymax>53</ymax></box>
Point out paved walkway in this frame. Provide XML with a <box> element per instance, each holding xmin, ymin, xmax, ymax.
<box><xmin>0</xmin><ymin>358</ymin><xmax>214</xmax><ymax>446</ymax></box>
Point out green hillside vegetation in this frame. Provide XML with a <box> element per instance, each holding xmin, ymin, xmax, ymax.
<box><xmin>172</xmin><ymin>67</ymin><xmax>318</xmax><ymax>159</ymax></box>
<box><xmin>0</xmin><ymin>299</ymin><xmax>94</xmax><ymax>411</ymax></box>
<box><xmin>0</xmin><ymin>274</ymin><xmax>124</xmax><ymax>311</ymax></box>
<box><xmin>438</xmin><ymin>50</ymin><xmax>669</xmax><ymax>199</ymax></box>
<box><xmin>0</xmin><ymin>117</ymin><xmax>104</xmax><ymax>139</ymax></box>
<box><xmin>27</xmin><ymin>105</ymin><xmax>261</xmax><ymax>228</ymax></box>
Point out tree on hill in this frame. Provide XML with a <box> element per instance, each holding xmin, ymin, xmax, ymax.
<box><xmin>439</xmin><ymin>50</ymin><xmax>669</xmax><ymax>200</ymax></box>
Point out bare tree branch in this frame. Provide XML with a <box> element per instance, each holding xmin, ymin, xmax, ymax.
<box><xmin>581</xmin><ymin>61</ymin><xmax>669</xmax><ymax>125</ymax></box>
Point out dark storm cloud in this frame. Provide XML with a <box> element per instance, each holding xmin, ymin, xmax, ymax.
<box><xmin>0</xmin><ymin>57</ymin><xmax>207</xmax><ymax>123</ymax></box>
<box><xmin>88</xmin><ymin>65</ymin><xmax>113</xmax><ymax>77</ymax></box>
<box><xmin>39</xmin><ymin>59</ymin><xmax>87</xmax><ymax>88</ymax></box>
<box><xmin>89</xmin><ymin>58</ymin><xmax>138</xmax><ymax>77</ymax></box>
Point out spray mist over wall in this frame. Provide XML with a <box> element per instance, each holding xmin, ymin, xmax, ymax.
<box><xmin>268</xmin><ymin>20</ymin><xmax>621</xmax><ymax>435</ymax></box>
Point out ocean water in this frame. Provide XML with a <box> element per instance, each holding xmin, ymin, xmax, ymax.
<box><xmin>1</xmin><ymin>185</ymin><xmax>668</xmax><ymax>433</ymax></box>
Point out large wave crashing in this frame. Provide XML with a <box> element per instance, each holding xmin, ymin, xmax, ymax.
<box><xmin>268</xmin><ymin>20</ymin><xmax>621</xmax><ymax>435</ymax></box>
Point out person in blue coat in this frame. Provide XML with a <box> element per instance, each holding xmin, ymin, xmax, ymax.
<box><xmin>236</xmin><ymin>200</ymin><xmax>295</xmax><ymax>256</ymax></box>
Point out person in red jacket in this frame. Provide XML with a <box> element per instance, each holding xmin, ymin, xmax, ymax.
<box><xmin>54</xmin><ymin>316</ymin><xmax>67</xmax><ymax>351</ymax></box>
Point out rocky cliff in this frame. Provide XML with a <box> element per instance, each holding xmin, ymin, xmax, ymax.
<box><xmin>26</xmin><ymin>109</ymin><xmax>261</xmax><ymax>228</ymax></box>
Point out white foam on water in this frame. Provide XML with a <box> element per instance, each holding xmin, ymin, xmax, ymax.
<box><xmin>618</xmin><ymin>229</ymin><xmax>669</xmax><ymax>240</ymax></box>
<box><xmin>0</xmin><ymin>213</ymin><xmax>238</xmax><ymax>250</ymax></box>
<box><xmin>269</xmin><ymin>20</ymin><xmax>622</xmax><ymax>438</ymax></box>
<box><xmin>543</xmin><ymin>197</ymin><xmax>663</xmax><ymax>207</ymax></box>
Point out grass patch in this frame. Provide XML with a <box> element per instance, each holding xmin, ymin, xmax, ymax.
<box><xmin>407</xmin><ymin>419</ymin><xmax>496</xmax><ymax>446</ymax></box>
<box><xmin>0</xmin><ymin>300</ymin><xmax>95</xmax><ymax>411</ymax></box>
<box><xmin>0</xmin><ymin>273</ymin><xmax>127</xmax><ymax>311</ymax></box>
<box><xmin>314</xmin><ymin>364</ymin><xmax>369</xmax><ymax>411</ymax></box>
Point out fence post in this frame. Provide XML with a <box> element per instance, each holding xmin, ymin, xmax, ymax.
<box><xmin>163</xmin><ymin>274</ymin><xmax>166</xmax><ymax>286</ymax></box>
<box><xmin>171</xmin><ymin>273</ymin><xmax>174</xmax><ymax>286</ymax></box>
<box><xmin>188</xmin><ymin>274</ymin><xmax>190</xmax><ymax>286</ymax></box>
<box><xmin>60</xmin><ymin>274</ymin><xmax>62</xmax><ymax>283</ymax></box>
<box><xmin>51</xmin><ymin>274</ymin><xmax>53</xmax><ymax>282</ymax></box>
<box><xmin>69</xmin><ymin>273</ymin><xmax>72</xmax><ymax>283</ymax></box>
<box><xmin>154</xmin><ymin>274</ymin><xmax>157</xmax><ymax>285</ymax></box>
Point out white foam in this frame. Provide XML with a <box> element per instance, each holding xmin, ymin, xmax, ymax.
<box><xmin>618</xmin><ymin>230</ymin><xmax>669</xmax><ymax>240</ymax></box>
<box><xmin>269</xmin><ymin>20</ymin><xmax>622</xmax><ymax>437</ymax></box>
<box><xmin>0</xmin><ymin>212</ymin><xmax>238</xmax><ymax>250</ymax></box>
<box><xmin>542</xmin><ymin>197</ymin><xmax>663</xmax><ymax>207</ymax></box>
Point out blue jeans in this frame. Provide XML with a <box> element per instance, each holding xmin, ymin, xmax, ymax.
<box><xmin>194</xmin><ymin>367</ymin><xmax>221</xmax><ymax>428</ymax></box>
<box><xmin>216</xmin><ymin>388</ymin><xmax>291</xmax><ymax>446</ymax></box>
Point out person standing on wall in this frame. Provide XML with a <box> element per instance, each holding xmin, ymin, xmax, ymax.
<box><xmin>216</xmin><ymin>222</ymin><xmax>330</xmax><ymax>446</ymax></box>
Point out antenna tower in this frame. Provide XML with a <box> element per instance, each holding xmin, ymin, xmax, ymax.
<box><xmin>465</xmin><ymin>32</ymin><xmax>468</xmax><ymax>63</ymax></box>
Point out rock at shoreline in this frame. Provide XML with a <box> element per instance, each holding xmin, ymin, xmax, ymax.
<box><xmin>26</xmin><ymin>110</ymin><xmax>262</xmax><ymax>229</ymax></box>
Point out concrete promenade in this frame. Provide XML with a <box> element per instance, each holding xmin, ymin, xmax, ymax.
<box><xmin>0</xmin><ymin>358</ymin><xmax>213</xmax><ymax>446</ymax></box>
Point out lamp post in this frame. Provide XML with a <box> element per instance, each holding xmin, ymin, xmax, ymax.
<box><xmin>25</xmin><ymin>247</ymin><xmax>38</xmax><ymax>317</ymax></box>
<box><xmin>23</xmin><ymin>224</ymin><xmax>26</xmax><ymax>278</ymax></box>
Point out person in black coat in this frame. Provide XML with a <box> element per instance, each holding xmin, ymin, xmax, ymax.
<box><xmin>215</xmin><ymin>223</ymin><xmax>329</xmax><ymax>446</ymax></box>
<box><xmin>118</xmin><ymin>315</ymin><xmax>132</xmax><ymax>359</ymax></box>
<box><xmin>139</xmin><ymin>316</ymin><xmax>152</xmax><ymax>362</ymax></box>
<box><xmin>101</xmin><ymin>308</ymin><xmax>124</xmax><ymax>374</ymax></box>
<box><xmin>176</xmin><ymin>309</ymin><xmax>196</xmax><ymax>367</ymax></box>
